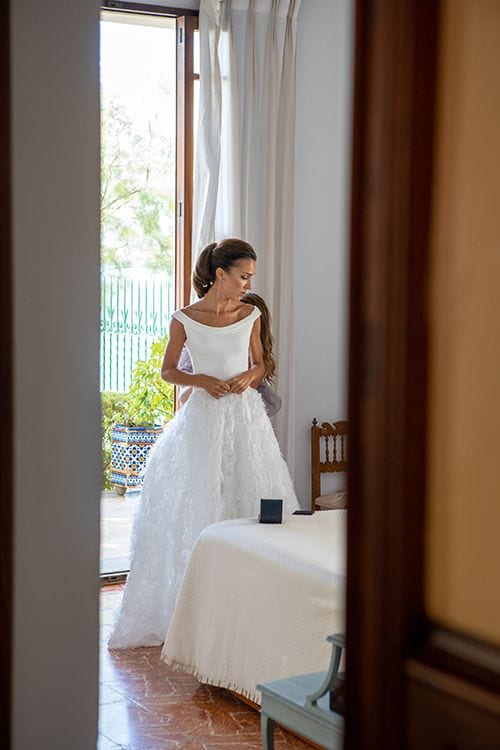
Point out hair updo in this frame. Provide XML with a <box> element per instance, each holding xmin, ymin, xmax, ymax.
<box><xmin>192</xmin><ymin>238</ymin><xmax>257</xmax><ymax>298</ymax></box>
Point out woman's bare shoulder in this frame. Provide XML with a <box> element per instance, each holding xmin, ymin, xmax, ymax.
<box><xmin>178</xmin><ymin>303</ymin><xmax>211</xmax><ymax>323</ymax></box>
<box><xmin>180</xmin><ymin>302</ymin><xmax>209</xmax><ymax>316</ymax></box>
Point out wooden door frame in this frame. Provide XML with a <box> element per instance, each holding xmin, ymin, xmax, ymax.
<box><xmin>0</xmin><ymin>1</ymin><xmax>12</xmax><ymax>748</ymax></box>
<box><xmin>175</xmin><ymin>13</ymin><xmax>198</xmax><ymax>309</ymax></box>
<box><xmin>345</xmin><ymin>1</ymin><xmax>500</xmax><ymax>748</ymax></box>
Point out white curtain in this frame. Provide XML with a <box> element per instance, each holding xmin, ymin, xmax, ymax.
<box><xmin>193</xmin><ymin>0</ymin><xmax>301</xmax><ymax>467</ymax></box>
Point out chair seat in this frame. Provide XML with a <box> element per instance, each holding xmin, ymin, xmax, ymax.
<box><xmin>316</xmin><ymin>489</ymin><xmax>347</xmax><ymax>510</ymax></box>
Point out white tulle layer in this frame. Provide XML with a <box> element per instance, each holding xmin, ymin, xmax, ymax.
<box><xmin>108</xmin><ymin>388</ymin><xmax>299</xmax><ymax>649</ymax></box>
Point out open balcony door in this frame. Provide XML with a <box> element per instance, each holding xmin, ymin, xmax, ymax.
<box><xmin>346</xmin><ymin>1</ymin><xmax>500</xmax><ymax>748</ymax></box>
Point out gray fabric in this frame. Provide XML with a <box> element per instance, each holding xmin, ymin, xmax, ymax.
<box><xmin>178</xmin><ymin>345</ymin><xmax>281</xmax><ymax>418</ymax></box>
<box><xmin>256</xmin><ymin>381</ymin><xmax>282</xmax><ymax>418</ymax></box>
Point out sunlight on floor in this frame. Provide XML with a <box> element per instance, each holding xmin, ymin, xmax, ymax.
<box><xmin>100</xmin><ymin>491</ymin><xmax>138</xmax><ymax>575</ymax></box>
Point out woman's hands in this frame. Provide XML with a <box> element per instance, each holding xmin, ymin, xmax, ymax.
<box><xmin>226</xmin><ymin>370</ymin><xmax>255</xmax><ymax>394</ymax></box>
<box><xmin>197</xmin><ymin>375</ymin><xmax>231</xmax><ymax>399</ymax></box>
<box><xmin>197</xmin><ymin>371</ymin><xmax>255</xmax><ymax>398</ymax></box>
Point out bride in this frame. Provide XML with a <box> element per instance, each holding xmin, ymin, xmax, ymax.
<box><xmin>108</xmin><ymin>238</ymin><xmax>298</xmax><ymax>649</ymax></box>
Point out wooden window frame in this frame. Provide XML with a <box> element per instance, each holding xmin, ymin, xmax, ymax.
<box><xmin>102</xmin><ymin>2</ymin><xmax>198</xmax><ymax>19</ymax></box>
<box><xmin>101</xmin><ymin>2</ymin><xmax>198</xmax><ymax>415</ymax></box>
<box><xmin>101</xmin><ymin>1</ymin><xmax>199</xmax><ymax>310</ymax></box>
<box><xmin>175</xmin><ymin>14</ymin><xmax>198</xmax><ymax>309</ymax></box>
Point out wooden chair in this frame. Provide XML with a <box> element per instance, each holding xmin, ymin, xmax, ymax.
<box><xmin>311</xmin><ymin>419</ymin><xmax>348</xmax><ymax>511</ymax></box>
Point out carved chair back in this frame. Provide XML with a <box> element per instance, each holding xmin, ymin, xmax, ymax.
<box><xmin>311</xmin><ymin>419</ymin><xmax>348</xmax><ymax>511</ymax></box>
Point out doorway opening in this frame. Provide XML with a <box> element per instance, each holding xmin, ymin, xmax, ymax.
<box><xmin>99</xmin><ymin>6</ymin><xmax>198</xmax><ymax>578</ymax></box>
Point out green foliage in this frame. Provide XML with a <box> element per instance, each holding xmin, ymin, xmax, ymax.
<box><xmin>100</xmin><ymin>98</ymin><xmax>175</xmax><ymax>274</ymax></box>
<box><xmin>127</xmin><ymin>336</ymin><xmax>174</xmax><ymax>426</ymax></box>
<box><xmin>101</xmin><ymin>391</ymin><xmax>130</xmax><ymax>490</ymax></box>
<box><xmin>100</xmin><ymin>335</ymin><xmax>174</xmax><ymax>490</ymax></box>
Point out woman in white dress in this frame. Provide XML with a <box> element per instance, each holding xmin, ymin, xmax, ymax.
<box><xmin>177</xmin><ymin>291</ymin><xmax>283</xmax><ymax>417</ymax></box>
<box><xmin>108</xmin><ymin>238</ymin><xmax>298</xmax><ymax>649</ymax></box>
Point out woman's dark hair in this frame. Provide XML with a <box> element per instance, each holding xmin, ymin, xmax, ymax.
<box><xmin>192</xmin><ymin>238</ymin><xmax>257</xmax><ymax>298</ymax></box>
<box><xmin>240</xmin><ymin>292</ymin><xmax>276</xmax><ymax>383</ymax></box>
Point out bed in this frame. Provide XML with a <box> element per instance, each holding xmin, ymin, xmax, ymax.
<box><xmin>160</xmin><ymin>509</ymin><xmax>346</xmax><ymax>705</ymax></box>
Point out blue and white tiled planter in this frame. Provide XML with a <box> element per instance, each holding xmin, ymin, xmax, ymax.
<box><xmin>111</xmin><ymin>424</ymin><xmax>163</xmax><ymax>494</ymax></box>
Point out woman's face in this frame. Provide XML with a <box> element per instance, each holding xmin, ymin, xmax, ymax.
<box><xmin>221</xmin><ymin>258</ymin><xmax>256</xmax><ymax>300</ymax></box>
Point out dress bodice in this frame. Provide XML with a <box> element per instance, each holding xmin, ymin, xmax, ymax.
<box><xmin>172</xmin><ymin>307</ymin><xmax>261</xmax><ymax>381</ymax></box>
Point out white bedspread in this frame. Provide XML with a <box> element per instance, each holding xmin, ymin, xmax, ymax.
<box><xmin>160</xmin><ymin>510</ymin><xmax>346</xmax><ymax>704</ymax></box>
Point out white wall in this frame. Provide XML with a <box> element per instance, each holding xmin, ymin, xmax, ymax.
<box><xmin>11</xmin><ymin>1</ymin><xmax>101</xmax><ymax>748</ymax></box>
<box><xmin>293</xmin><ymin>0</ymin><xmax>354</xmax><ymax>505</ymax></box>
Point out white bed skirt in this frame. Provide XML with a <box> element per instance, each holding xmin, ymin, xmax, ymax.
<box><xmin>161</xmin><ymin>511</ymin><xmax>346</xmax><ymax>704</ymax></box>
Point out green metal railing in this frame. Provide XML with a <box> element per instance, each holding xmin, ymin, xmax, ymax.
<box><xmin>100</xmin><ymin>272</ymin><xmax>174</xmax><ymax>392</ymax></box>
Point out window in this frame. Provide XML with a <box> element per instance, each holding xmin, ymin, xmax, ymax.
<box><xmin>99</xmin><ymin>2</ymin><xmax>199</xmax><ymax>578</ymax></box>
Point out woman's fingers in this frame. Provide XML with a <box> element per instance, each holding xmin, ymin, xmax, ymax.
<box><xmin>211</xmin><ymin>380</ymin><xmax>230</xmax><ymax>398</ymax></box>
<box><xmin>208</xmin><ymin>376</ymin><xmax>250</xmax><ymax>396</ymax></box>
<box><xmin>205</xmin><ymin>378</ymin><xmax>230</xmax><ymax>398</ymax></box>
<box><xmin>227</xmin><ymin>378</ymin><xmax>246</xmax><ymax>393</ymax></box>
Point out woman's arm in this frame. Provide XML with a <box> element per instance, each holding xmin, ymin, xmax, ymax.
<box><xmin>177</xmin><ymin>346</ymin><xmax>194</xmax><ymax>405</ymax></box>
<box><xmin>160</xmin><ymin>318</ymin><xmax>192</xmax><ymax>385</ymax></box>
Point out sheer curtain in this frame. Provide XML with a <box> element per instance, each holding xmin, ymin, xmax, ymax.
<box><xmin>193</xmin><ymin>0</ymin><xmax>302</xmax><ymax>465</ymax></box>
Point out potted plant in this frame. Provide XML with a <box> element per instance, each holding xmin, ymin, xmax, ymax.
<box><xmin>102</xmin><ymin>390</ymin><xmax>131</xmax><ymax>492</ymax></box>
<box><xmin>109</xmin><ymin>336</ymin><xmax>174</xmax><ymax>495</ymax></box>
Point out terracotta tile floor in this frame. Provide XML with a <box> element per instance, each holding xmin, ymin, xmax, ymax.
<box><xmin>99</xmin><ymin>585</ymin><xmax>310</xmax><ymax>750</ymax></box>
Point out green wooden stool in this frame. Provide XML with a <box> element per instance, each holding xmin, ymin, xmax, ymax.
<box><xmin>257</xmin><ymin>634</ymin><xmax>345</xmax><ymax>750</ymax></box>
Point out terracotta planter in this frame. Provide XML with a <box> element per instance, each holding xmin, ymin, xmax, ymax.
<box><xmin>111</xmin><ymin>423</ymin><xmax>163</xmax><ymax>495</ymax></box>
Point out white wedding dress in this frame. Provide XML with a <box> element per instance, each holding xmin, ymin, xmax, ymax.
<box><xmin>108</xmin><ymin>306</ymin><xmax>299</xmax><ymax>648</ymax></box>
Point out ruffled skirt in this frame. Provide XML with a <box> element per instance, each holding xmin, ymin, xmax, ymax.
<box><xmin>108</xmin><ymin>388</ymin><xmax>298</xmax><ymax>648</ymax></box>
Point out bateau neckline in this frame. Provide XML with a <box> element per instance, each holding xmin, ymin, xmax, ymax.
<box><xmin>175</xmin><ymin>306</ymin><xmax>258</xmax><ymax>330</ymax></box>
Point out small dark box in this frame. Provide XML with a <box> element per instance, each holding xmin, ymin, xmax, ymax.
<box><xmin>259</xmin><ymin>498</ymin><xmax>283</xmax><ymax>524</ymax></box>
